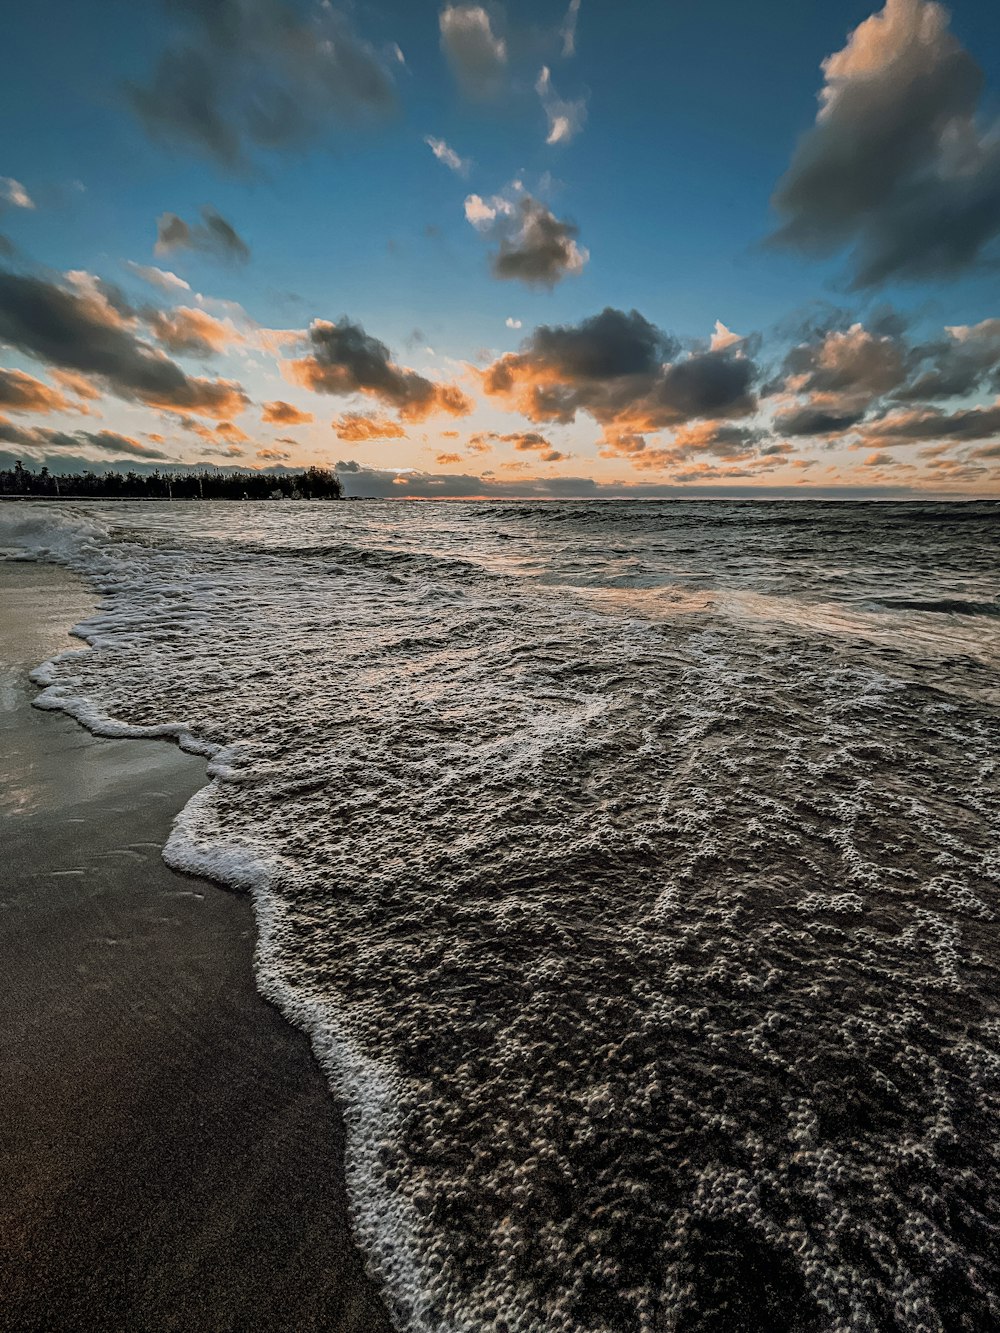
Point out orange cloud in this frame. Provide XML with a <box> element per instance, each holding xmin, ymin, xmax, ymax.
<box><xmin>333</xmin><ymin>412</ymin><xmax>408</xmax><ymax>442</ymax></box>
<box><xmin>51</xmin><ymin>369</ymin><xmax>102</xmax><ymax>403</ymax></box>
<box><xmin>0</xmin><ymin>368</ymin><xmax>72</xmax><ymax>414</ymax></box>
<box><xmin>262</xmin><ymin>399</ymin><xmax>314</xmax><ymax>425</ymax></box>
<box><xmin>288</xmin><ymin>318</ymin><xmax>473</xmax><ymax>423</ymax></box>
<box><xmin>436</xmin><ymin>452</ymin><xmax>462</xmax><ymax>464</ymax></box>
<box><xmin>480</xmin><ymin>308</ymin><xmax>757</xmax><ymax>442</ymax></box>
<box><xmin>147</xmin><ymin>306</ymin><xmax>244</xmax><ymax>357</ymax></box>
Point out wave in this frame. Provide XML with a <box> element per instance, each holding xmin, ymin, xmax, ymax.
<box><xmin>5</xmin><ymin>498</ymin><xmax>1000</xmax><ymax>1331</ymax></box>
<box><xmin>873</xmin><ymin>596</ymin><xmax>1000</xmax><ymax>618</ymax></box>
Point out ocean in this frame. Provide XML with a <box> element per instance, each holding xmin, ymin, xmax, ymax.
<box><xmin>2</xmin><ymin>498</ymin><xmax>999</xmax><ymax>1333</ymax></box>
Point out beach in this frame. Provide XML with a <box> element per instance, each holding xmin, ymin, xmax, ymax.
<box><xmin>0</xmin><ymin>560</ymin><xmax>393</xmax><ymax>1333</ymax></box>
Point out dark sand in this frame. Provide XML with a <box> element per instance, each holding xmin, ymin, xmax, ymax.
<box><xmin>0</xmin><ymin>561</ymin><xmax>395</xmax><ymax>1333</ymax></box>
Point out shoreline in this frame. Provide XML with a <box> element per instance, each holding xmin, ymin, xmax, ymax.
<box><xmin>0</xmin><ymin>560</ymin><xmax>394</xmax><ymax>1332</ymax></box>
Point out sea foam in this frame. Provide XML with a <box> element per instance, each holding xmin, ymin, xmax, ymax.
<box><xmin>4</xmin><ymin>497</ymin><xmax>1000</xmax><ymax>1332</ymax></box>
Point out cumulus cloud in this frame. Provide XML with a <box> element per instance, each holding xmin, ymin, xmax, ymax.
<box><xmin>765</xmin><ymin>312</ymin><xmax>1000</xmax><ymax>448</ymax></box>
<box><xmin>261</xmin><ymin>399</ymin><xmax>314</xmax><ymax>425</ymax></box>
<box><xmin>0</xmin><ymin>178</ymin><xmax>34</xmax><ymax>210</ymax></box>
<box><xmin>287</xmin><ymin>318</ymin><xmax>473</xmax><ymax>422</ymax></box>
<box><xmin>124</xmin><ymin>262</ymin><xmax>191</xmax><ymax>293</ymax></box>
<box><xmin>481</xmin><ymin>307</ymin><xmax>758</xmax><ymax>445</ymax></box>
<box><xmin>0</xmin><ymin>269</ymin><xmax>249</xmax><ymax>418</ymax></box>
<box><xmin>333</xmin><ymin>411</ymin><xmax>408</xmax><ymax>441</ymax></box>
<box><xmin>505</xmin><ymin>317</ymin><xmax>522</xmax><ymax>329</ymax></box>
<box><xmin>257</xmin><ymin>446</ymin><xmax>291</xmax><ymax>461</ymax></box>
<box><xmin>895</xmin><ymin>318</ymin><xmax>1000</xmax><ymax>400</ymax></box>
<box><xmin>128</xmin><ymin>0</ymin><xmax>396</xmax><ymax>168</ymax></box>
<box><xmin>155</xmin><ymin>208</ymin><xmax>250</xmax><ymax>263</ymax></box>
<box><xmin>769</xmin><ymin>320</ymin><xmax>908</xmax><ymax>436</ymax></box>
<box><xmin>536</xmin><ymin>66</ymin><xmax>587</xmax><ymax>145</ymax></box>
<box><xmin>436</xmin><ymin>451</ymin><xmax>462</xmax><ymax>463</ymax></box>
<box><xmin>771</xmin><ymin>0</ymin><xmax>1000</xmax><ymax>286</ymax></box>
<box><xmin>439</xmin><ymin>5</ymin><xmax>507</xmax><ymax>100</ymax></box>
<box><xmin>425</xmin><ymin>135</ymin><xmax>471</xmax><ymax>175</ymax></box>
<box><xmin>466</xmin><ymin>189</ymin><xmax>588</xmax><ymax>286</ymax></box>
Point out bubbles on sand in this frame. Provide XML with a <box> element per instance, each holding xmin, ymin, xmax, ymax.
<box><xmin>11</xmin><ymin>498</ymin><xmax>1000</xmax><ymax>1331</ymax></box>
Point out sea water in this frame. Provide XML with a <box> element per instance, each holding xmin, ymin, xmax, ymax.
<box><xmin>2</xmin><ymin>498</ymin><xmax>999</xmax><ymax>1332</ymax></box>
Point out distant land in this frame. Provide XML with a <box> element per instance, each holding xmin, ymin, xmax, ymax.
<box><xmin>0</xmin><ymin>462</ymin><xmax>344</xmax><ymax>501</ymax></box>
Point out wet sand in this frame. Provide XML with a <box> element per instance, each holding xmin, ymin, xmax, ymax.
<box><xmin>0</xmin><ymin>561</ymin><xmax>394</xmax><ymax>1332</ymax></box>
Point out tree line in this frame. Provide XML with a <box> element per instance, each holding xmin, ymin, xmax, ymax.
<box><xmin>0</xmin><ymin>461</ymin><xmax>345</xmax><ymax>500</ymax></box>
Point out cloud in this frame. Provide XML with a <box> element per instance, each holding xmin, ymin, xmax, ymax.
<box><xmin>710</xmin><ymin>320</ymin><xmax>742</xmax><ymax>351</ymax></box>
<box><xmin>257</xmin><ymin>446</ymin><xmax>291</xmax><ymax>461</ymax></box>
<box><xmin>894</xmin><ymin>318</ymin><xmax>1000</xmax><ymax>400</ymax></box>
<box><xmin>128</xmin><ymin>0</ymin><xmax>396</xmax><ymax>168</ymax></box>
<box><xmin>0</xmin><ymin>269</ymin><xmax>249</xmax><ymax>418</ymax></box>
<box><xmin>288</xmin><ymin>318</ymin><xmax>473</xmax><ymax>421</ymax></box>
<box><xmin>536</xmin><ymin>66</ymin><xmax>587</xmax><ymax>145</ymax></box>
<box><xmin>146</xmin><ymin>305</ymin><xmax>244</xmax><ymax>356</ymax></box>
<box><xmin>436</xmin><ymin>451</ymin><xmax>462</xmax><ymax>463</ymax></box>
<box><xmin>330</xmin><ymin>462</ymin><xmax>929</xmax><ymax>500</ymax></box>
<box><xmin>774</xmin><ymin>404</ymin><xmax>867</xmax><ymax>437</ymax></box>
<box><xmin>0</xmin><ymin>368</ymin><xmax>72</xmax><ymax>414</ymax></box>
<box><xmin>155</xmin><ymin>208</ymin><xmax>250</xmax><ymax>263</ymax></box>
<box><xmin>467</xmin><ymin>189</ymin><xmax>588</xmax><ymax>287</ymax></box>
<box><xmin>124</xmin><ymin>262</ymin><xmax>191</xmax><ymax>294</ymax></box>
<box><xmin>262</xmin><ymin>399</ymin><xmax>314</xmax><ymax>425</ymax></box>
<box><xmin>439</xmin><ymin>5</ymin><xmax>507</xmax><ymax>100</ymax></box>
<box><xmin>505</xmin><ymin>317</ymin><xmax>522</xmax><ymax>329</ymax></box>
<box><xmin>333</xmin><ymin>411</ymin><xmax>408</xmax><ymax>441</ymax></box>
<box><xmin>767</xmin><ymin>319</ymin><xmax>910</xmax><ymax>438</ymax></box>
<box><xmin>52</xmin><ymin>370</ymin><xmax>101</xmax><ymax>402</ymax></box>
<box><xmin>481</xmin><ymin>307</ymin><xmax>758</xmax><ymax>442</ymax></box>
<box><xmin>560</xmin><ymin>0</ymin><xmax>581</xmax><ymax>58</ymax></box>
<box><xmin>425</xmin><ymin>135</ymin><xmax>471</xmax><ymax>175</ymax></box>
<box><xmin>0</xmin><ymin>178</ymin><xmax>34</xmax><ymax>210</ymax></box>
<box><xmin>857</xmin><ymin>401</ymin><xmax>1000</xmax><ymax>445</ymax></box>
<box><xmin>0</xmin><ymin>417</ymin><xmax>172</xmax><ymax>460</ymax></box>
<box><xmin>771</xmin><ymin>0</ymin><xmax>1000</xmax><ymax>286</ymax></box>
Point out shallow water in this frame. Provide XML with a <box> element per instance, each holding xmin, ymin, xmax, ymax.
<box><xmin>3</xmin><ymin>498</ymin><xmax>999</xmax><ymax>1332</ymax></box>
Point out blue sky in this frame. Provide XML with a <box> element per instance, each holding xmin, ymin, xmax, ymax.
<box><xmin>2</xmin><ymin>0</ymin><xmax>1000</xmax><ymax>496</ymax></box>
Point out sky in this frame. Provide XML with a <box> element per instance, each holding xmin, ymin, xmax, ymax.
<box><xmin>2</xmin><ymin>0</ymin><xmax>1000</xmax><ymax>498</ymax></box>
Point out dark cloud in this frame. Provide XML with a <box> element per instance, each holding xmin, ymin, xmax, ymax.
<box><xmin>774</xmin><ymin>405</ymin><xmax>867</xmax><ymax>437</ymax></box>
<box><xmin>330</xmin><ymin>461</ymin><xmax>925</xmax><ymax>500</ymax></box>
<box><xmin>0</xmin><ymin>417</ymin><xmax>172</xmax><ymax>459</ymax></box>
<box><xmin>473</xmin><ymin>195</ymin><xmax>588</xmax><ymax>288</ymax></box>
<box><xmin>481</xmin><ymin>307</ymin><xmax>758</xmax><ymax>440</ymax></box>
<box><xmin>860</xmin><ymin>403</ymin><xmax>1000</xmax><ymax>445</ymax></box>
<box><xmin>894</xmin><ymin>319</ymin><xmax>1000</xmax><ymax>401</ymax></box>
<box><xmin>771</xmin><ymin>0</ymin><xmax>1000</xmax><ymax>286</ymax></box>
<box><xmin>439</xmin><ymin>5</ymin><xmax>507</xmax><ymax>100</ymax></box>
<box><xmin>0</xmin><ymin>269</ymin><xmax>249</xmax><ymax>417</ymax></box>
<box><xmin>288</xmin><ymin>318</ymin><xmax>472</xmax><ymax>422</ymax></box>
<box><xmin>155</xmin><ymin>208</ymin><xmax>250</xmax><ymax>262</ymax></box>
<box><xmin>129</xmin><ymin>0</ymin><xmax>396</xmax><ymax>168</ymax></box>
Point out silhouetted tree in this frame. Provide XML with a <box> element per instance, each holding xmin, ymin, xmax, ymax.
<box><xmin>0</xmin><ymin>464</ymin><xmax>345</xmax><ymax>500</ymax></box>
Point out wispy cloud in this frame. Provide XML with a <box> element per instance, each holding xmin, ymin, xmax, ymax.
<box><xmin>424</xmin><ymin>135</ymin><xmax>472</xmax><ymax>176</ymax></box>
